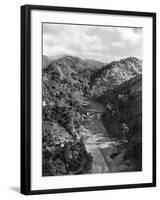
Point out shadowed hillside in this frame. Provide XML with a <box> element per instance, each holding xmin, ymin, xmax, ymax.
<box><xmin>98</xmin><ymin>75</ymin><xmax>142</xmax><ymax>171</ymax></box>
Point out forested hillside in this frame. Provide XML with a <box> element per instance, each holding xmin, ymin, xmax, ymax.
<box><xmin>42</xmin><ymin>55</ymin><xmax>103</xmax><ymax>175</ymax></box>
<box><xmin>98</xmin><ymin>75</ymin><xmax>142</xmax><ymax>171</ymax></box>
<box><xmin>90</xmin><ymin>57</ymin><xmax>142</xmax><ymax>96</ymax></box>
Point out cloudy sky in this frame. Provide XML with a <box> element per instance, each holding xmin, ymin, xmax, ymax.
<box><xmin>43</xmin><ymin>23</ymin><xmax>142</xmax><ymax>63</ymax></box>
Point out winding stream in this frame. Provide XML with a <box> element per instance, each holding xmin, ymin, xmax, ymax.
<box><xmin>80</xmin><ymin>99</ymin><xmax>128</xmax><ymax>174</ymax></box>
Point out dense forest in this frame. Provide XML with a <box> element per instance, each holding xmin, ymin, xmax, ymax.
<box><xmin>42</xmin><ymin>55</ymin><xmax>142</xmax><ymax>175</ymax></box>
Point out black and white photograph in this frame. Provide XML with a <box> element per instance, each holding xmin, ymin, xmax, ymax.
<box><xmin>0</xmin><ymin>0</ymin><xmax>158</xmax><ymax>198</ymax></box>
<box><xmin>20</xmin><ymin>5</ymin><xmax>156</xmax><ymax>194</ymax></box>
<box><xmin>42</xmin><ymin>23</ymin><xmax>143</xmax><ymax>176</ymax></box>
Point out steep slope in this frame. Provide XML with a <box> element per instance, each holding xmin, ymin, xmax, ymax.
<box><xmin>98</xmin><ymin>75</ymin><xmax>142</xmax><ymax>135</ymax></box>
<box><xmin>42</xmin><ymin>56</ymin><xmax>94</xmax><ymax>176</ymax></box>
<box><xmin>43</xmin><ymin>55</ymin><xmax>106</xmax><ymax>97</ymax></box>
<box><xmin>98</xmin><ymin>75</ymin><xmax>142</xmax><ymax>171</ymax></box>
<box><xmin>90</xmin><ymin>57</ymin><xmax>142</xmax><ymax>96</ymax></box>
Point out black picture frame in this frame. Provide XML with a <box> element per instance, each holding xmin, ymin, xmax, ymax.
<box><xmin>21</xmin><ymin>4</ymin><xmax>156</xmax><ymax>195</ymax></box>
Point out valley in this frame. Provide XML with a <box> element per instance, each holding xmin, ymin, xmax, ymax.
<box><xmin>42</xmin><ymin>55</ymin><xmax>142</xmax><ymax>176</ymax></box>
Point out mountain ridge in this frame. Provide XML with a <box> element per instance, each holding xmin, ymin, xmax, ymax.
<box><xmin>90</xmin><ymin>57</ymin><xmax>142</xmax><ymax>96</ymax></box>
